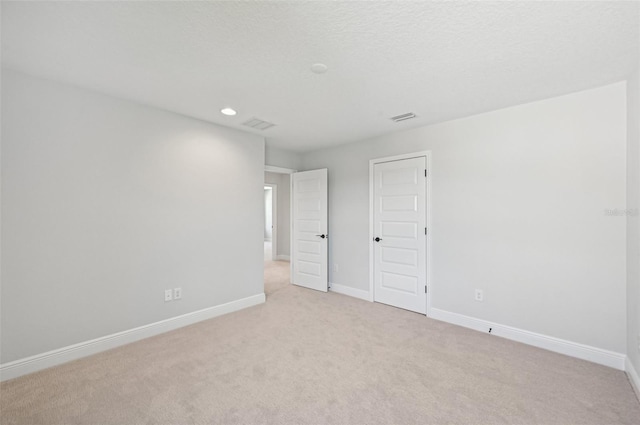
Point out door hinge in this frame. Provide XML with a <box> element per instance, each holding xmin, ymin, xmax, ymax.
<box><xmin>424</xmin><ymin>169</ymin><xmax>427</xmax><ymax>177</ymax></box>
<box><xmin>425</xmin><ymin>227</ymin><xmax>427</xmax><ymax>235</ymax></box>
<box><xmin>425</xmin><ymin>285</ymin><xmax>428</xmax><ymax>293</ymax></box>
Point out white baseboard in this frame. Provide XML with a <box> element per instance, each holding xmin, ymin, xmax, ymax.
<box><xmin>0</xmin><ymin>293</ymin><xmax>266</xmax><ymax>382</ymax></box>
<box><xmin>275</xmin><ymin>255</ymin><xmax>290</xmax><ymax>261</ymax></box>
<box><xmin>329</xmin><ymin>283</ymin><xmax>370</xmax><ymax>301</ymax></box>
<box><xmin>626</xmin><ymin>357</ymin><xmax>640</xmax><ymax>400</ymax></box>
<box><xmin>430</xmin><ymin>308</ymin><xmax>626</xmax><ymax>370</ymax></box>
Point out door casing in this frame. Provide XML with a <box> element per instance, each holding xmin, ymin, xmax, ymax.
<box><xmin>369</xmin><ymin>151</ymin><xmax>432</xmax><ymax>316</ymax></box>
<box><xmin>264</xmin><ymin>184</ymin><xmax>277</xmax><ymax>261</ymax></box>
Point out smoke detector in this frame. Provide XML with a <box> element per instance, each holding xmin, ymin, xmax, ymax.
<box><xmin>242</xmin><ymin>117</ymin><xmax>276</xmax><ymax>131</ymax></box>
<box><xmin>390</xmin><ymin>112</ymin><xmax>417</xmax><ymax>122</ymax></box>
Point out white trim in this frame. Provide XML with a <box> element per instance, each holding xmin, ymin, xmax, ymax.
<box><xmin>276</xmin><ymin>255</ymin><xmax>290</xmax><ymax>261</ymax></box>
<box><xmin>329</xmin><ymin>283</ymin><xmax>370</xmax><ymax>301</ymax></box>
<box><xmin>425</xmin><ymin>153</ymin><xmax>432</xmax><ymax>317</ymax></box>
<box><xmin>265</xmin><ymin>165</ymin><xmax>296</xmax><ymax>174</ymax></box>
<box><xmin>290</xmin><ymin>174</ymin><xmax>294</xmax><ymax>283</ymax></box>
<box><xmin>430</xmin><ymin>308</ymin><xmax>626</xmax><ymax>370</ymax></box>
<box><xmin>264</xmin><ymin>184</ymin><xmax>277</xmax><ymax>261</ymax></box>
<box><xmin>626</xmin><ymin>357</ymin><xmax>640</xmax><ymax>400</ymax></box>
<box><xmin>0</xmin><ymin>293</ymin><xmax>266</xmax><ymax>382</ymax></box>
<box><xmin>369</xmin><ymin>151</ymin><xmax>432</xmax><ymax>315</ymax></box>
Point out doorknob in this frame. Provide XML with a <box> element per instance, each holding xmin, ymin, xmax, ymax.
<box><xmin>374</xmin><ymin>237</ymin><xmax>382</xmax><ymax>242</ymax></box>
<box><xmin>316</xmin><ymin>234</ymin><xmax>326</xmax><ymax>239</ymax></box>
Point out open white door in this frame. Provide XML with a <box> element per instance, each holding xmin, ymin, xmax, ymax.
<box><xmin>292</xmin><ymin>169</ymin><xmax>328</xmax><ymax>292</ymax></box>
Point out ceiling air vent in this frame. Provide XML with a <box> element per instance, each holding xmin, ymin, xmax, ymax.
<box><xmin>390</xmin><ymin>112</ymin><xmax>417</xmax><ymax>122</ymax></box>
<box><xmin>242</xmin><ymin>117</ymin><xmax>276</xmax><ymax>131</ymax></box>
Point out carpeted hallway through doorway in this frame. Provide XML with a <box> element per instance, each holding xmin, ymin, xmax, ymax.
<box><xmin>264</xmin><ymin>241</ymin><xmax>290</xmax><ymax>296</ymax></box>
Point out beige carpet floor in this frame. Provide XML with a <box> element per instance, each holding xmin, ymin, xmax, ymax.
<box><xmin>264</xmin><ymin>259</ymin><xmax>290</xmax><ymax>296</ymax></box>
<box><xmin>1</xmin><ymin>279</ymin><xmax>639</xmax><ymax>424</ymax></box>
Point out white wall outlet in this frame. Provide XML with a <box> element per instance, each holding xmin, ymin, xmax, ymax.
<box><xmin>475</xmin><ymin>289</ymin><xmax>484</xmax><ymax>302</ymax></box>
<box><xmin>174</xmin><ymin>287</ymin><xmax>182</xmax><ymax>300</ymax></box>
<box><xmin>164</xmin><ymin>289</ymin><xmax>173</xmax><ymax>302</ymax></box>
<box><xmin>333</xmin><ymin>264</ymin><xmax>339</xmax><ymax>273</ymax></box>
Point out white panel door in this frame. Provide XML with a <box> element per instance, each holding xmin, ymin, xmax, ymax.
<box><xmin>373</xmin><ymin>157</ymin><xmax>426</xmax><ymax>314</ymax></box>
<box><xmin>292</xmin><ymin>169</ymin><xmax>328</xmax><ymax>292</ymax></box>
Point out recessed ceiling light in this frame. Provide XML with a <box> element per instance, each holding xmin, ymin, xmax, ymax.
<box><xmin>310</xmin><ymin>63</ymin><xmax>328</xmax><ymax>74</ymax></box>
<box><xmin>220</xmin><ymin>107</ymin><xmax>237</xmax><ymax>116</ymax></box>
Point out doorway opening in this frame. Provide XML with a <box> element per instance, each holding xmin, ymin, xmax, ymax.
<box><xmin>264</xmin><ymin>166</ymin><xmax>295</xmax><ymax>296</ymax></box>
<box><xmin>369</xmin><ymin>151</ymin><xmax>432</xmax><ymax>316</ymax></box>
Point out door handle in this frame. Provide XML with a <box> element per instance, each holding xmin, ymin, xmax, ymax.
<box><xmin>316</xmin><ymin>234</ymin><xmax>327</xmax><ymax>239</ymax></box>
<box><xmin>374</xmin><ymin>237</ymin><xmax>382</xmax><ymax>242</ymax></box>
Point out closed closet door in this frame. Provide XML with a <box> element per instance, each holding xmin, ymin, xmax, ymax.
<box><xmin>373</xmin><ymin>157</ymin><xmax>427</xmax><ymax>314</ymax></box>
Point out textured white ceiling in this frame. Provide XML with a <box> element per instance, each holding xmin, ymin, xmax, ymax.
<box><xmin>2</xmin><ymin>1</ymin><xmax>638</xmax><ymax>153</ymax></box>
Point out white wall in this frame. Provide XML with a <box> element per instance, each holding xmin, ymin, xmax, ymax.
<box><xmin>1</xmin><ymin>70</ymin><xmax>265</xmax><ymax>363</ymax></box>
<box><xmin>265</xmin><ymin>145</ymin><xmax>301</xmax><ymax>170</ymax></box>
<box><xmin>302</xmin><ymin>82</ymin><xmax>627</xmax><ymax>354</ymax></box>
<box><xmin>627</xmin><ymin>67</ymin><xmax>640</xmax><ymax>377</ymax></box>
<box><xmin>264</xmin><ymin>172</ymin><xmax>291</xmax><ymax>257</ymax></box>
<box><xmin>264</xmin><ymin>188</ymin><xmax>273</xmax><ymax>241</ymax></box>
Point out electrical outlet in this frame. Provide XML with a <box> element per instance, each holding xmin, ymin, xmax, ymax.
<box><xmin>333</xmin><ymin>264</ymin><xmax>339</xmax><ymax>273</ymax></box>
<box><xmin>164</xmin><ymin>289</ymin><xmax>173</xmax><ymax>302</ymax></box>
<box><xmin>174</xmin><ymin>287</ymin><xmax>182</xmax><ymax>300</ymax></box>
<box><xmin>475</xmin><ymin>289</ymin><xmax>483</xmax><ymax>302</ymax></box>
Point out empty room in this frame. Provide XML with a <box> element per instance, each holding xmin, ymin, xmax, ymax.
<box><xmin>1</xmin><ymin>1</ymin><xmax>640</xmax><ymax>424</ymax></box>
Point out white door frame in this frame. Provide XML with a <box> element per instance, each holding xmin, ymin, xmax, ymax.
<box><xmin>265</xmin><ymin>165</ymin><xmax>296</xmax><ymax>174</ymax></box>
<box><xmin>264</xmin><ymin>184</ymin><xmax>277</xmax><ymax>261</ymax></box>
<box><xmin>369</xmin><ymin>151</ymin><xmax>432</xmax><ymax>316</ymax></box>
<box><xmin>265</xmin><ymin>165</ymin><xmax>297</xmax><ymax>282</ymax></box>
